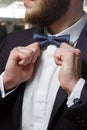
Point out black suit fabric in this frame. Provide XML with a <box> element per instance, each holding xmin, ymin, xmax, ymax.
<box><xmin>0</xmin><ymin>24</ymin><xmax>87</xmax><ymax>130</ymax></box>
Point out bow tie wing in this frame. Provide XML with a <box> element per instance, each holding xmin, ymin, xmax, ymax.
<box><xmin>33</xmin><ymin>33</ymin><xmax>47</xmax><ymax>41</ymax></box>
<box><xmin>53</xmin><ymin>35</ymin><xmax>70</xmax><ymax>44</ymax></box>
<box><xmin>33</xmin><ymin>33</ymin><xmax>70</xmax><ymax>48</ymax></box>
<box><xmin>33</xmin><ymin>33</ymin><xmax>49</xmax><ymax>46</ymax></box>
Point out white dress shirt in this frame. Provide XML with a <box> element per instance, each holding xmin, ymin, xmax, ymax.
<box><xmin>0</xmin><ymin>13</ymin><xmax>87</xmax><ymax>130</ymax></box>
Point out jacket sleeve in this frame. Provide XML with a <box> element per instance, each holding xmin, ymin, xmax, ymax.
<box><xmin>64</xmin><ymin>80</ymin><xmax>87</xmax><ymax>129</ymax></box>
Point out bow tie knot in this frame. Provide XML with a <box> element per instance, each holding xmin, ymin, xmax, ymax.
<box><xmin>33</xmin><ymin>33</ymin><xmax>70</xmax><ymax>48</ymax></box>
<box><xmin>47</xmin><ymin>36</ymin><xmax>53</xmax><ymax>43</ymax></box>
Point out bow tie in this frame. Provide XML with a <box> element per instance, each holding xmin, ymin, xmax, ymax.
<box><xmin>33</xmin><ymin>33</ymin><xmax>70</xmax><ymax>48</ymax></box>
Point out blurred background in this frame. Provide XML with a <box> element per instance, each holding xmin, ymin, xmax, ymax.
<box><xmin>0</xmin><ymin>0</ymin><xmax>86</xmax><ymax>42</ymax></box>
<box><xmin>0</xmin><ymin>0</ymin><xmax>27</xmax><ymax>43</ymax></box>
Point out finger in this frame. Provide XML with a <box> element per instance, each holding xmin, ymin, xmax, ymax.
<box><xmin>61</xmin><ymin>43</ymin><xmax>82</xmax><ymax>56</ymax></box>
<box><xmin>60</xmin><ymin>42</ymin><xmax>73</xmax><ymax>49</ymax></box>
<box><xmin>27</xmin><ymin>42</ymin><xmax>40</xmax><ymax>56</ymax></box>
<box><xmin>54</xmin><ymin>56</ymin><xmax>62</xmax><ymax>66</ymax></box>
<box><xmin>18</xmin><ymin>49</ymin><xmax>34</xmax><ymax>65</ymax></box>
<box><xmin>10</xmin><ymin>48</ymin><xmax>33</xmax><ymax>66</ymax></box>
<box><xmin>10</xmin><ymin>42</ymin><xmax>41</xmax><ymax>66</ymax></box>
<box><xmin>15</xmin><ymin>45</ymin><xmax>38</xmax><ymax>64</ymax></box>
<box><xmin>54</xmin><ymin>48</ymin><xmax>64</xmax><ymax>66</ymax></box>
<box><xmin>26</xmin><ymin>42</ymin><xmax>41</xmax><ymax>63</ymax></box>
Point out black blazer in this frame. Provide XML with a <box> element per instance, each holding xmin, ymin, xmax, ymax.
<box><xmin>0</xmin><ymin>24</ymin><xmax>87</xmax><ymax>130</ymax></box>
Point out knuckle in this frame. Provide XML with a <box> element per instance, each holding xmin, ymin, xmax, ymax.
<box><xmin>14</xmin><ymin>46</ymin><xmax>22</xmax><ymax>50</ymax></box>
<box><xmin>75</xmin><ymin>49</ymin><xmax>82</xmax><ymax>56</ymax></box>
<box><xmin>10</xmin><ymin>47</ymin><xmax>18</xmax><ymax>54</ymax></box>
<box><xmin>27</xmin><ymin>42</ymin><xmax>40</xmax><ymax>56</ymax></box>
<box><xmin>24</xmin><ymin>49</ymin><xmax>33</xmax><ymax>60</ymax></box>
<box><xmin>11</xmin><ymin>46</ymin><xmax>22</xmax><ymax>52</ymax></box>
<box><xmin>60</xmin><ymin>42</ymin><xmax>66</xmax><ymax>47</ymax></box>
<box><xmin>60</xmin><ymin>42</ymin><xmax>69</xmax><ymax>48</ymax></box>
<box><xmin>33</xmin><ymin>43</ymin><xmax>40</xmax><ymax>54</ymax></box>
<box><xmin>28</xmin><ymin>49</ymin><xmax>34</xmax><ymax>56</ymax></box>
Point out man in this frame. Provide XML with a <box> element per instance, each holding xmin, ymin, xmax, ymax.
<box><xmin>0</xmin><ymin>0</ymin><xmax>87</xmax><ymax>130</ymax></box>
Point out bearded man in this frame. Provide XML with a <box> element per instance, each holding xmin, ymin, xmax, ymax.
<box><xmin>0</xmin><ymin>0</ymin><xmax>87</xmax><ymax>130</ymax></box>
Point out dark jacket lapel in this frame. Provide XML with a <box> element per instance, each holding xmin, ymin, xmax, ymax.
<box><xmin>48</xmin><ymin>22</ymin><xmax>87</xmax><ymax>129</ymax></box>
<box><xmin>10</xmin><ymin>28</ymin><xmax>44</xmax><ymax>130</ymax></box>
<box><xmin>0</xmin><ymin>27</ymin><xmax>44</xmax><ymax>130</ymax></box>
<box><xmin>76</xmin><ymin>22</ymin><xmax>87</xmax><ymax>79</ymax></box>
<box><xmin>12</xmin><ymin>84</ymin><xmax>25</xmax><ymax>130</ymax></box>
<box><xmin>47</xmin><ymin>87</ymin><xmax>67</xmax><ymax>129</ymax></box>
<box><xmin>0</xmin><ymin>27</ymin><xmax>44</xmax><ymax>74</ymax></box>
<box><xmin>1</xmin><ymin>23</ymin><xmax>87</xmax><ymax>129</ymax></box>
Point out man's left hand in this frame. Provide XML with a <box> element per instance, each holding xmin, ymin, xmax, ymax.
<box><xmin>54</xmin><ymin>43</ymin><xmax>82</xmax><ymax>95</ymax></box>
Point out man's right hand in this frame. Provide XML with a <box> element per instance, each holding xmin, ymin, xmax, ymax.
<box><xmin>3</xmin><ymin>42</ymin><xmax>40</xmax><ymax>90</ymax></box>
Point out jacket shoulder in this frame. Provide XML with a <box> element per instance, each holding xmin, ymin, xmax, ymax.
<box><xmin>5</xmin><ymin>27</ymin><xmax>43</xmax><ymax>43</ymax></box>
<box><xmin>0</xmin><ymin>27</ymin><xmax>43</xmax><ymax>73</ymax></box>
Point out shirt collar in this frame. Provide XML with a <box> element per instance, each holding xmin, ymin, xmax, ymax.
<box><xmin>45</xmin><ymin>13</ymin><xmax>87</xmax><ymax>46</ymax></box>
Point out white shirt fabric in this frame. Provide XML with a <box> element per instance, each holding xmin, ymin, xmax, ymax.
<box><xmin>0</xmin><ymin>13</ymin><xmax>87</xmax><ymax>130</ymax></box>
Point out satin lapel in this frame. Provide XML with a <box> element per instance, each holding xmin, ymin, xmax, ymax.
<box><xmin>76</xmin><ymin>22</ymin><xmax>87</xmax><ymax>79</ymax></box>
<box><xmin>48</xmin><ymin>87</ymin><xmax>67</xmax><ymax>129</ymax></box>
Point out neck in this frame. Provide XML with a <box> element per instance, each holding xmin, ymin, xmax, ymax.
<box><xmin>48</xmin><ymin>0</ymin><xmax>84</xmax><ymax>34</ymax></box>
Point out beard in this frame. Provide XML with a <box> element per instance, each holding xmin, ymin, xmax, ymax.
<box><xmin>25</xmin><ymin>0</ymin><xmax>70</xmax><ymax>27</ymax></box>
